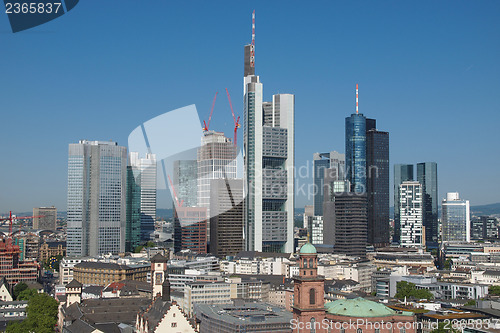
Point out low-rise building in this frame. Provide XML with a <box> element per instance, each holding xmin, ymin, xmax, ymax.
<box><xmin>73</xmin><ymin>261</ymin><xmax>149</xmax><ymax>285</ymax></box>
<box><xmin>38</xmin><ymin>241</ymin><xmax>66</xmax><ymax>263</ymax></box>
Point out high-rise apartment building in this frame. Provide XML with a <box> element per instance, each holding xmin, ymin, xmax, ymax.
<box><xmin>243</xmin><ymin>28</ymin><xmax>294</xmax><ymax>253</ymax></box>
<box><xmin>173</xmin><ymin>160</ymin><xmax>198</xmax><ymax>207</ymax></box>
<box><xmin>366</xmin><ymin>127</ymin><xmax>389</xmax><ymax>247</ymax></box>
<box><xmin>209</xmin><ymin>179</ymin><xmax>244</xmax><ymax>257</ymax></box>
<box><xmin>442</xmin><ymin>192</ymin><xmax>470</xmax><ymax>243</ymax></box>
<box><xmin>313</xmin><ymin>151</ymin><xmax>345</xmax><ymax>216</ymax></box>
<box><xmin>417</xmin><ymin>162</ymin><xmax>438</xmax><ymax>248</ymax></box>
<box><xmin>126</xmin><ymin>152</ymin><xmax>157</xmax><ymax>251</ymax></box>
<box><xmin>67</xmin><ymin>140</ymin><xmax>127</xmax><ymax>256</ymax></box>
<box><xmin>399</xmin><ymin>181</ymin><xmax>423</xmax><ymax>247</ymax></box>
<box><xmin>33</xmin><ymin>206</ymin><xmax>57</xmax><ymax>230</ymax></box>
<box><xmin>393</xmin><ymin>164</ymin><xmax>414</xmax><ymax>243</ymax></box>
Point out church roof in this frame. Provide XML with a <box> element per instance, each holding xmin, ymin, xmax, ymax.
<box><xmin>325</xmin><ymin>297</ymin><xmax>413</xmax><ymax>318</ymax></box>
<box><xmin>299</xmin><ymin>243</ymin><xmax>317</xmax><ymax>254</ymax></box>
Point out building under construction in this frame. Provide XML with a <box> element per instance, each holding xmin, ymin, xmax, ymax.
<box><xmin>0</xmin><ymin>238</ymin><xmax>39</xmax><ymax>285</ymax></box>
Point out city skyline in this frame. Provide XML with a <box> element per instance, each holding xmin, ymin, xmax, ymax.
<box><xmin>1</xmin><ymin>1</ymin><xmax>499</xmax><ymax>212</ymax></box>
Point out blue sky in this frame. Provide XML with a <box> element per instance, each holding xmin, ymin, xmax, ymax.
<box><xmin>0</xmin><ymin>1</ymin><xmax>499</xmax><ymax>212</ymax></box>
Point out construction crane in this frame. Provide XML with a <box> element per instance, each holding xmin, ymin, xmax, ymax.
<box><xmin>167</xmin><ymin>175</ymin><xmax>183</xmax><ymax>208</ymax></box>
<box><xmin>225</xmin><ymin>88</ymin><xmax>240</xmax><ymax>147</ymax></box>
<box><xmin>203</xmin><ymin>92</ymin><xmax>218</xmax><ymax>132</ymax></box>
<box><xmin>0</xmin><ymin>211</ymin><xmax>44</xmax><ymax>237</ymax></box>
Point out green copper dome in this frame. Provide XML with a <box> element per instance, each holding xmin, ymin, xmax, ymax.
<box><xmin>325</xmin><ymin>297</ymin><xmax>413</xmax><ymax>318</ymax></box>
<box><xmin>299</xmin><ymin>243</ymin><xmax>317</xmax><ymax>254</ymax></box>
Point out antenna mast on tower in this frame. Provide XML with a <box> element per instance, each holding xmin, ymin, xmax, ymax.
<box><xmin>250</xmin><ymin>10</ymin><xmax>255</xmax><ymax>70</ymax></box>
<box><xmin>356</xmin><ymin>84</ymin><xmax>359</xmax><ymax>114</ymax></box>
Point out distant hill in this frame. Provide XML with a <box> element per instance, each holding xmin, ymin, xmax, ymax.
<box><xmin>471</xmin><ymin>203</ymin><xmax>500</xmax><ymax>216</ymax></box>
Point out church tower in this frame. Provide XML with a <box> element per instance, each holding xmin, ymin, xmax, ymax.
<box><xmin>150</xmin><ymin>253</ymin><xmax>168</xmax><ymax>297</ymax></box>
<box><xmin>293</xmin><ymin>243</ymin><xmax>327</xmax><ymax>333</ymax></box>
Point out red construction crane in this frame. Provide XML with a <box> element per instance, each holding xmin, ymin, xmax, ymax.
<box><xmin>203</xmin><ymin>92</ymin><xmax>218</xmax><ymax>132</ymax></box>
<box><xmin>225</xmin><ymin>88</ymin><xmax>240</xmax><ymax>147</ymax></box>
<box><xmin>167</xmin><ymin>175</ymin><xmax>184</xmax><ymax>208</ymax></box>
<box><xmin>0</xmin><ymin>211</ymin><xmax>44</xmax><ymax>237</ymax></box>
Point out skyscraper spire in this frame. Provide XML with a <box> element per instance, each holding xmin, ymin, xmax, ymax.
<box><xmin>250</xmin><ymin>10</ymin><xmax>255</xmax><ymax>70</ymax></box>
<box><xmin>356</xmin><ymin>83</ymin><xmax>359</xmax><ymax>114</ymax></box>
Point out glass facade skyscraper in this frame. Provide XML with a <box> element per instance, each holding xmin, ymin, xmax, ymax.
<box><xmin>345</xmin><ymin>113</ymin><xmax>367</xmax><ymax>193</ymax></box>
<box><xmin>417</xmin><ymin>162</ymin><xmax>438</xmax><ymax>248</ymax></box>
<box><xmin>394</xmin><ymin>164</ymin><xmax>414</xmax><ymax>243</ymax></box>
<box><xmin>313</xmin><ymin>151</ymin><xmax>345</xmax><ymax>217</ymax></box>
<box><xmin>67</xmin><ymin>140</ymin><xmax>127</xmax><ymax>257</ymax></box>
<box><xmin>173</xmin><ymin>160</ymin><xmax>198</xmax><ymax>208</ymax></box>
<box><xmin>442</xmin><ymin>192</ymin><xmax>470</xmax><ymax>243</ymax></box>
<box><xmin>126</xmin><ymin>152</ymin><xmax>157</xmax><ymax>246</ymax></box>
<box><xmin>366</xmin><ymin>128</ymin><xmax>390</xmax><ymax>247</ymax></box>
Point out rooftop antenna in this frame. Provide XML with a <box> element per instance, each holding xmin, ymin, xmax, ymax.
<box><xmin>356</xmin><ymin>84</ymin><xmax>359</xmax><ymax>114</ymax></box>
<box><xmin>250</xmin><ymin>10</ymin><xmax>255</xmax><ymax>69</ymax></box>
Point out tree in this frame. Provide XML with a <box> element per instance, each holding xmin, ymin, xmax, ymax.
<box><xmin>444</xmin><ymin>258</ymin><xmax>453</xmax><ymax>270</ymax></box>
<box><xmin>17</xmin><ymin>288</ymin><xmax>38</xmax><ymax>301</ymax></box>
<box><xmin>13</xmin><ymin>282</ymin><xmax>27</xmax><ymax>300</ymax></box>
<box><xmin>464</xmin><ymin>299</ymin><xmax>476</xmax><ymax>306</ymax></box>
<box><xmin>395</xmin><ymin>281</ymin><xmax>434</xmax><ymax>300</ymax></box>
<box><xmin>6</xmin><ymin>292</ymin><xmax>58</xmax><ymax>333</ymax></box>
<box><xmin>489</xmin><ymin>285</ymin><xmax>500</xmax><ymax>296</ymax></box>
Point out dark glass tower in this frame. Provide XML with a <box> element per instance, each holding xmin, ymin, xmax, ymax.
<box><xmin>366</xmin><ymin>128</ymin><xmax>390</xmax><ymax>247</ymax></box>
<box><xmin>126</xmin><ymin>164</ymin><xmax>141</xmax><ymax>252</ymax></box>
<box><xmin>394</xmin><ymin>164</ymin><xmax>414</xmax><ymax>244</ymax></box>
<box><xmin>417</xmin><ymin>162</ymin><xmax>438</xmax><ymax>248</ymax></box>
<box><xmin>345</xmin><ymin>113</ymin><xmax>367</xmax><ymax>193</ymax></box>
<box><xmin>313</xmin><ymin>153</ymin><xmax>330</xmax><ymax>216</ymax></box>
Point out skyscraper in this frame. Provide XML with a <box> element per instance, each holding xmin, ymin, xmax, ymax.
<box><xmin>417</xmin><ymin>162</ymin><xmax>438</xmax><ymax>248</ymax></box>
<box><xmin>243</xmin><ymin>21</ymin><xmax>295</xmax><ymax>253</ymax></box>
<box><xmin>197</xmin><ymin>131</ymin><xmax>237</xmax><ymax>219</ymax></box>
<box><xmin>173</xmin><ymin>160</ymin><xmax>198</xmax><ymax>207</ymax></box>
<box><xmin>209</xmin><ymin>179</ymin><xmax>244</xmax><ymax>257</ymax></box>
<box><xmin>173</xmin><ymin>207</ymin><xmax>207</xmax><ymax>254</ymax></box>
<box><xmin>442</xmin><ymin>192</ymin><xmax>470</xmax><ymax>243</ymax></box>
<box><xmin>126</xmin><ymin>152</ymin><xmax>157</xmax><ymax>251</ymax></box>
<box><xmin>399</xmin><ymin>181</ymin><xmax>423</xmax><ymax>247</ymax></box>
<box><xmin>345</xmin><ymin>86</ymin><xmax>389</xmax><ymax>247</ymax></box>
<box><xmin>67</xmin><ymin>140</ymin><xmax>127</xmax><ymax>256</ymax></box>
<box><xmin>33</xmin><ymin>206</ymin><xmax>57</xmax><ymax>230</ymax></box>
<box><xmin>393</xmin><ymin>164</ymin><xmax>414</xmax><ymax>243</ymax></box>
<box><xmin>345</xmin><ymin>113</ymin><xmax>367</xmax><ymax>193</ymax></box>
<box><xmin>366</xmin><ymin>127</ymin><xmax>389</xmax><ymax>247</ymax></box>
<box><xmin>313</xmin><ymin>151</ymin><xmax>345</xmax><ymax>216</ymax></box>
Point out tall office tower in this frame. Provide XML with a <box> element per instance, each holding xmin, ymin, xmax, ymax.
<box><xmin>345</xmin><ymin>112</ymin><xmax>367</xmax><ymax>193</ymax></box>
<box><xmin>197</xmin><ymin>131</ymin><xmax>237</xmax><ymax>215</ymax></box>
<box><xmin>417</xmin><ymin>162</ymin><xmax>438</xmax><ymax>248</ymax></box>
<box><xmin>399</xmin><ymin>181</ymin><xmax>423</xmax><ymax>248</ymax></box>
<box><xmin>312</xmin><ymin>151</ymin><xmax>345</xmax><ymax>216</ymax></box>
<box><xmin>323</xmin><ymin>190</ymin><xmax>367</xmax><ymax>258</ymax></box>
<box><xmin>442</xmin><ymin>192</ymin><xmax>470</xmax><ymax>243</ymax></box>
<box><xmin>126</xmin><ymin>152</ymin><xmax>157</xmax><ymax>250</ymax></box>
<box><xmin>33</xmin><ymin>206</ymin><xmax>57</xmax><ymax>230</ymax></box>
<box><xmin>173</xmin><ymin>160</ymin><xmax>198</xmax><ymax>207</ymax></box>
<box><xmin>366</xmin><ymin>126</ymin><xmax>390</xmax><ymax>247</ymax></box>
<box><xmin>393</xmin><ymin>164</ymin><xmax>414</xmax><ymax>243</ymax></box>
<box><xmin>173</xmin><ymin>207</ymin><xmax>207</xmax><ymax>254</ymax></box>
<box><xmin>243</xmin><ymin>16</ymin><xmax>295</xmax><ymax>253</ymax></box>
<box><xmin>67</xmin><ymin>140</ymin><xmax>127</xmax><ymax>257</ymax></box>
<box><xmin>209</xmin><ymin>179</ymin><xmax>244</xmax><ymax>257</ymax></box>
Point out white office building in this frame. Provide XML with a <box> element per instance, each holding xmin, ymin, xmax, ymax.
<box><xmin>399</xmin><ymin>181</ymin><xmax>423</xmax><ymax>247</ymax></box>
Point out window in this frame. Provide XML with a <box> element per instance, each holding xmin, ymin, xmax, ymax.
<box><xmin>375</xmin><ymin>329</ymin><xmax>380</xmax><ymax>333</ymax></box>
<box><xmin>309</xmin><ymin>288</ymin><xmax>316</xmax><ymax>305</ymax></box>
<box><xmin>310</xmin><ymin>318</ymin><xmax>316</xmax><ymax>333</ymax></box>
<box><xmin>357</xmin><ymin>329</ymin><xmax>363</xmax><ymax>333</ymax></box>
<box><xmin>171</xmin><ymin>322</ymin><xmax>177</xmax><ymax>327</ymax></box>
<box><xmin>400</xmin><ymin>329</ymin><xmax>406</xmax><ymax>333</ymax></box>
